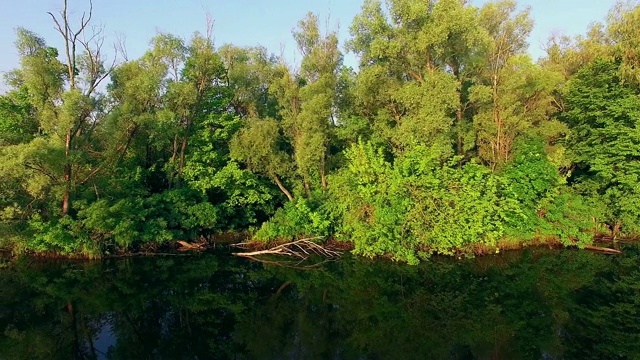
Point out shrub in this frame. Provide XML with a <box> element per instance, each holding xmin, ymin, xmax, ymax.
<box><xmin>253</xmin><ymin>198</ymin><xmax>331</xmax><ymax>243</ymax></box>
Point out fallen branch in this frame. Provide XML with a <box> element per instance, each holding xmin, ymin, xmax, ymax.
<box><xmin>233</xmin><ymin>238</ymin><xmax>342</xmax><ymax>260</ymax></box>
<box><xmin>177</xmin><ymin>241</ymin><xmax>205</xmax><ymax>252</ymax></box>
<box><xmin>584</xmin><ymin>245</ymin><xmax>622</xmax><ymax>254</ymax></box>
<box><xmin>110</xmin><ymin>252</ymin><xmax>191</xmax><ymax>258</ymax></box>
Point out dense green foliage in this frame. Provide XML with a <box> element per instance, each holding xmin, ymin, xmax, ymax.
<box><xmin>1</xmin><ymin>245</ymin><xmax>639</xmax><ymax>359</ymax></box>
<box><xmin>2</xmin><ymin>0</ymin><xmax>640</xmax><ymax>261</ymax></box>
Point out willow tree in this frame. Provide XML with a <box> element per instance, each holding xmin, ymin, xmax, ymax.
<box><xmin>47</xmin><ymin>0</ymin><xmax>114</xmax><ymax>214</ymax></box>
<box><xmin>0</xmin><ymin>0</ymin><xmax>114</xmax><ymax>222</ymax></box>
<box><xmin>606</xmin><ymin>1</ymin><xmax>640</xmax><ymax>85</ymax></box>
<box><xmin>429</xmin><ymin>0</ymin><xmax>490</xmax><ymax>159</ymax></box>
<box><xmin>230</xmin><ymin>118</ymin><xmax>294</xmax><ymax>201</ymax></box>
<box><xmin>0</xmin><ymin>34</ymin><xmax>64</xmax><ymax>230</ymax></box>
<box><xmin>262</xmin><ymin>13</ymin><xmax>343</xmax><ymax>196</ymax></box>
<box><xmin>472</xmin><ymin>0</ymin><xmax>535</xmax><ymax>170</ymax></box>
<box><xmin>218</xmin><ymin>44</ymin><xmax>280</xmax><ymax>119</ymax></box>
<box><xmin>106</xmin><ymin>36</ymin><xmax>174</xmax><ymax>186</ymax></box>
<box><xmin>347</xmin><ymin>0</ymin><xmax>490</xmax><ymax>159</ymax></box>
<box><xmin>294</xmin><ymin>13</ymin><xmax>342</xmax><ymax>191</ymax></box>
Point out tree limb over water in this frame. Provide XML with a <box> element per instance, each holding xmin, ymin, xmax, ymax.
<box><xmin>232</xmin><ymin>238</ymin><xmax>342</xmax><ymax>261</ymax></box>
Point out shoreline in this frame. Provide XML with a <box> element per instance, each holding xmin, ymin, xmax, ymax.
<box><xmin>0</xmin><ymin>232</ymin><xmax>630</xmax><ymax>262</ymax></box>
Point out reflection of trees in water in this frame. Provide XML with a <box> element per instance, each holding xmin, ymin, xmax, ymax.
<box><xmin>562</xmin><ymin>253</ymin><xmax>640</xmax><ymax>360</ymax></box>
<box><xmin>0</xmin><ymin>245</ymin><xmax>639</xmax><ymax>359</ymax></box>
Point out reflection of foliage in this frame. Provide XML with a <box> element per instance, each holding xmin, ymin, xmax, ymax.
<box><xmin>563</xmin><ymin>250</ymin><xmax>640</xmax><ymax>360</ymax></box>
<box><xmin>1</xmin><ymin>246</ymin><xmax>639</xmax><ymax>359</ymax></box>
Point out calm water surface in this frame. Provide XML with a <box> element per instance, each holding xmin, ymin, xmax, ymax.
<box><xmin>1</xmin><ymin>244</ymin><xmax>639</xmax><ymax>360</ymax></box>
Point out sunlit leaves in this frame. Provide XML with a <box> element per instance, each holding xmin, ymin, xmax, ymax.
<box><xmin>563</xmin><ymin>58</ymin><xmax>640</xmax><ymax>233</ymax></box>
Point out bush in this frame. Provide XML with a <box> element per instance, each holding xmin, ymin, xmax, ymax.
<box><xmin>501</xmin><ymin>141</ymin><xmax>597</xmax><ymax>246</ymax></box>
<box><xmin>253</xmin><ymin>198</ymin><xmax>331</xmax><ymax>243</ymax></box>
<box><xmin>328</xmin><ymin>140</ymin><xmax>598</xmax><ymax>263</ymax></box>
<box><xmin>22</xmin><ymin>188</ymin><xmax>221</xmax><ymax>256</ymax></box>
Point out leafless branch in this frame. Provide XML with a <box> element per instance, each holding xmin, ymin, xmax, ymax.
<box><xmin>24</xmin><ymin>162</ymin><xmax>59</xmax><ymax>184</ymax></box>
<box><xmin>205</xmin><ymin>11</ymin><xmax>215</xmax><ymax>42</ymax></box>
<box><xmin>78</xmin><ymin>24</ymin><xmax>117</xmax><ymax>95</ymax></box>
<box><xmin>115</xmin><ymin>33</ymin><xmax>128</xmax><ymax>61</ymax></box>
<box><xmin>233</xmin><ymin>238</ymin><xmax>342</xmax><ymax>261</ymax></box>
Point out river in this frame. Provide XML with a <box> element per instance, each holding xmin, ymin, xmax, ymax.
<box><xmin>1</xmin><ymin>243</ymin><xmax>639</xmax><ymax>359</ymax></box>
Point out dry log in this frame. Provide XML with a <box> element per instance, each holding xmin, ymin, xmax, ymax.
<box><xmin>177</xmin><ymin>241</ymin><xmax>204</xmax><ymax>252</ymax></box>
<box><xmin>584</xmin><ymin>245</ymin><xmax>622</xmax><ymax>254</ymax></box>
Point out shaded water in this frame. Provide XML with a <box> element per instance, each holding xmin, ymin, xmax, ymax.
<box><xmin>1</xmin><ymin>244</ymin><xmax>639</xmax><ymax>360</ymax></box>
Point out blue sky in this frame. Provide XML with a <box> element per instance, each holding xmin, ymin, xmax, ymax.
<box><xmin>0</xmin><ymin>0</ymin><xmax>618</xmax><ymax>91</ymax></box>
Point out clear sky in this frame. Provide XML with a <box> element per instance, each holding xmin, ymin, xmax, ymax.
<box><xmin>0</xmin><ymin>0</ymin><xmax>618</xmax><ymax>92</ymax></box>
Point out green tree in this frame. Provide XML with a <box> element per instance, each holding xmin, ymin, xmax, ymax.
<box><xmin>473</xmin><ymin>0</ymin><xmax>535</xmax><ymax>170</ymax></box>
<box><xmin>563</xmin><ymin>58</ymin><xmax>640</xmax><ymax>234</ymax></box>
<box><xmin>230</xmin><ymin>118</ymin><xmax>294</xmax><ymax>202</ymax></box>
<box><xmin>0</xmin><ymin>6</ymin><xmax>113</xmax><ymax>228</ymax></box>
<box><xmin>218</xmin><ymin>44</ymin><xmax>280</xmax><ymax>118</ymax></box>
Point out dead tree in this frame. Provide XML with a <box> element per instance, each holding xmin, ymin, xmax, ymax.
<box><xmin>47</xmin><ymin>0</ymin><xmax>117</xmax><ymax>214</ymax></box>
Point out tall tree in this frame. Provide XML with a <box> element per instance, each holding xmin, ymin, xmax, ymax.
<box><xmin>47</xmin><ymin>0</ymin><xmax>114</xmax><ymax>214</ymax></box>
<box><xmin>606</xmin><ymin>0</ymin><xmax>640</xmax><ymax>85</ymax></box>
<box><xmin>563</xmin><ymin>58</ymin><xmax>640</xmax><ymax>233</ymax></box>
<box><xmin>218</xmin><ymin>44</ymin><xmax>280</xmax><ymax>118</ymax></box>
<box><xmin>348</xmin><ymin>0</ymin><xmax>475</xmax><ymax>158</ymax></box>
<box><xmin>269</xmin><ymin>13</ymin><xmax>342</xmax><ymax>195</ymax></box>
<box><xmin>230</xmin><ymin>118</ymin><xmax>294</xmax><ymax>201</ymax></box>
<box><xmin>473</xmin><ymin>0</ymin><xmax>534</xmax><ymax>170</ymax></box>
<box><xmin>293</xmin><ymin>13</ymin><xmax>342</xmax><ymax>191</ymax></box>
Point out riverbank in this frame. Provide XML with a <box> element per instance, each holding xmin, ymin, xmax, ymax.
<box><xmin>1</xmin><ymin>231</ymin><xmax>629</xmax><ymax>263</ymax></box>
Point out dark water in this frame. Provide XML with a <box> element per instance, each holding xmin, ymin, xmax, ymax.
<box><xmin>1</xmin><ymin>244</ymin><xmax>639</xmax><ymax>360</ymax></box>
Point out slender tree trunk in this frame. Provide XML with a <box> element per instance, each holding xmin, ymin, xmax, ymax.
<box><xmin>320</xmin><ymin>153</ymin><xmax>328</xmax><ymax>191</ymax></box>
<box><xmin>176</xmin><ymin>117</ymin><xmax>193</xmax><ymax>187</ymax></box>
<box><xmin>303</xmin><ymin>180</ymin><xmax>311</xmax><ymax>197</ymax></box>
<box><xmin>62</xmin><ymin>129</ymin><xmax>72</xmax><ymax>215</ymax></box>
<box><xmin>170</xmin><ymin>134</ymin><xmax>179</xmax><ymax>163</ymax></box>
<box><xmin>177</xmin><ymin>134</ymin><xmax>188</xmax><ymax>183</ymax></box>
<box><xmin>273</xmin><ymin>175</ymin><xmax>294</xmax><ymax>202</ymax></box>
<box><xmin>457</xmin><ymin>100</ymin><xmax>463</xmax><ymax>155</ymax></box>
<box><xmin>452</xmin><ymin>64</ymin><xmax>464</xmax><ymax>168</ymax></box>
<box><xmin>457</xmin><ymin>96</ymin><xmax>464</xmax><ymax>169</ymax></box>
<box><xmin>492</xmin><ymin>73</ymin><xmax>501</xmax><ymax>171</ymax></box>
<box><xmin>168</xmin><ymin>134</ymin><xmax>179</xmax><ymax>190</ymax></box>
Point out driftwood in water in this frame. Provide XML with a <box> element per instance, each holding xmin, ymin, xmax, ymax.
<box><xmin>176</xmin><ymin>241</ymin><xmax>205</xmax><ymax>252</ymax></box>
<box><xmin>233</xmin><ymin>238</ymin><xmax>342</xmax><ymax>261</ymax></box>
<box><xmin>584</xmin><ymin>245</ymin><xmax>622</xmax><ymax>254</ymax></box>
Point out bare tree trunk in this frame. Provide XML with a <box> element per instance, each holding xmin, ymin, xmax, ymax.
<box><xmin>457</xmin><ymin>96</ymin><xmax>464</xmax><ymax>169</ymax></box>
<box><xmin>62</xmin><ymin>129</ymin><xmax>72</xmax><ymax>215</ymax></box>
<box><xmin>168</xmin><ymin>134</ymin><xmax>179</xmax><ymax>190</ymax></box>
<box><xmin>177</xmin><ymin>134</ymin><xmax>188</xmax><ymax>184</ymax></box>
<box><xmin>273</xmin><ymin>175</ymin><xmax>294</xmax><ymax>202</ymax></box>
<box><xmin>320</xmin><ymin>153</ymin><xmax>328</xmax><ymax>191</ymax></box>
<box><xmin>176</xmin><ymin>117</ymin><xmax>193</xmax><ymax>187</ymax></box>
<box><xmin>457</xmin><ymin>101</ymin><xmax>463</xmax><ymax>154</ymax></box>
<box><xmin>492</xmin><ymin>73</ymin><xmax>501</xmax><ymax>171</ymax></box>
<box><xmin>170</xmin><ymin>134</ymin><xmax>179</xmax><ymax>163</ymax></box>
<box><xmin>452</xmin><ymin>63</ymin><xmax>465</xmax><ymax>168</ymax></box>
